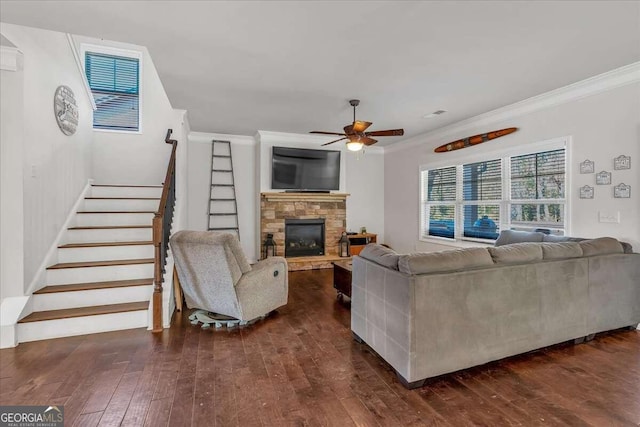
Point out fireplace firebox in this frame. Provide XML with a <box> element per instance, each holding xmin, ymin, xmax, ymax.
<box><xmin>284</xmin><ymin>218</ymin><xmax>325</xmax><ymax>257</ymax></box>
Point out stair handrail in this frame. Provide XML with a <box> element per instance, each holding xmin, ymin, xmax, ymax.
<box><xmin>152</xmin><ymin>129</ymin><xmax>178</xmax><ymax>332</ymax></box>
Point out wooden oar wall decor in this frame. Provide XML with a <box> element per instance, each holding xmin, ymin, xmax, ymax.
<box><xmin>434</xmin><ymin>127</ymin><xmax>518</xmax><ymax>153</ymax></box>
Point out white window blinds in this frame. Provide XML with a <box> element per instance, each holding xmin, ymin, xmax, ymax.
<box><xmin>85</xmin><ymin>52</ymin><xmax>140</xmax><ymax>131</ymax></box>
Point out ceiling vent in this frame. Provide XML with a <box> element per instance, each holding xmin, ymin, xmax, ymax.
<box><xmin>423</xmin><ymin>110</ymin><xmax>447</xmax><ymax>118</ymax></box>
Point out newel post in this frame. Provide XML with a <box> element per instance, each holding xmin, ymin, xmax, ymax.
<box><xmin>152</xmin><ymin>213</ymin><xmax>163</xmax><ymax>332</ymax></box>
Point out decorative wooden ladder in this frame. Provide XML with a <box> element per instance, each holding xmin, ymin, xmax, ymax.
<box><xmin>207</xmin><ymin>140</ymin><xmax>240</xmax><ymax>239</ymax></box>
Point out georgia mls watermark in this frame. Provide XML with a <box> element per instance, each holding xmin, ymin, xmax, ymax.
<box><xmin>0</xmin><ymin>406</ymin><xmax>63</xmax><ymax>427</ymax></box>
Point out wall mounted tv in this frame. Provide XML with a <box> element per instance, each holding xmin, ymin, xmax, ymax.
<box><xmin>271</xmin><ymin>146</ymin><xmax>341</xmax><ymax>191</ymax></box>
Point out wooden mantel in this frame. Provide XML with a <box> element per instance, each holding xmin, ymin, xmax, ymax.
<box><xmin>261</xmin><ymin>192</ymin><xmax>350</xmax><ymax>202</ymax></box>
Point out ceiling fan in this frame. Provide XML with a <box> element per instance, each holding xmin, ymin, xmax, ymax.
<box><xmin>310</xmin><ymin>99</ymin><xmax>404</xmax><ymax>151</ymax></box>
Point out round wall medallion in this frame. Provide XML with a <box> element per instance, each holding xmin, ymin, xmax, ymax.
<box><xmin>53</xmin><ymin>85</ymin><xmax>79</xmax><ymax>136</ymax></box>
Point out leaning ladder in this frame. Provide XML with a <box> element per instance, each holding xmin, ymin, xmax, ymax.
<box><xmin>207</xmin><ymin>140</ymin><xmax>240</xmax><ymax>240</ymax></box>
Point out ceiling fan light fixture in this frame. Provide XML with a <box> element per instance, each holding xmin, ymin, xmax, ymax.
<box><xmin>346</xmin><ymin>141</ymin><xmax>364</xmax><ymax>151</ymax></box>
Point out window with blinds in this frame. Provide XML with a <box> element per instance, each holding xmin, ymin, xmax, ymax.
<box><xmin>421</xmin><ymin>167</ymin><xmax>456</xmax><ymax>238</ymax></box>
<box><xmin>419</xmin><ymin>144</ymin><xmax>567</xmax><ymax>242</ymax></box>
<box><xmin>510</xmin><ymin>148</ymin><xmax>565</xmax><ymax>229</ymax></box>
<box><xmin>85</xmin><ymin>51</ymin><xmax>140</xmax><ymax>131</ymax></box>
<box><xmin>462</xmin><ymin>159</ymin><xmax>501</xmax><ymax>239</ymax></box>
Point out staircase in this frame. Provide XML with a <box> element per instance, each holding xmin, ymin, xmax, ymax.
<box><xmin>18</xmin><ymin>184</ymin><xmax>162</xmax><ymax>343</ymax></box>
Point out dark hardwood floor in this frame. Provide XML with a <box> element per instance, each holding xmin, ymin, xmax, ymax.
<box><xmin>1</xmin><ymin>269</ymin><xmax>639</xmax><ymax>426</ymax></box>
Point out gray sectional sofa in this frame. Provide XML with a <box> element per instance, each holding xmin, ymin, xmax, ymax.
<box><xmin>351</xmin><ymin>235</ymin><xmax>640</xmax><ymax>388</ymax></box>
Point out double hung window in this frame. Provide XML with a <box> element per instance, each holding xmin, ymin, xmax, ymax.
<box><xmin>420</xmin><ymin>144</ymin><xmax>567</xmax><ymax>242</ymax></box>
<box><xmin>84</xmin><ymin>48</ymin><xmax>140</xmax><ymax>132</ymax></box>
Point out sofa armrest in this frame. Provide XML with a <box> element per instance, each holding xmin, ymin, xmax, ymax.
<box><xmin>235</xmin><ymin>257</ymin><xmax>288</xmax><ymax>320</ymax></box>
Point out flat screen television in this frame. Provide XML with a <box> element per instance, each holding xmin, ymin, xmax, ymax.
<box><xmin>271</xmin><ymin>146</ymin><xmax>341</xmax><ymax>191</ymax></box>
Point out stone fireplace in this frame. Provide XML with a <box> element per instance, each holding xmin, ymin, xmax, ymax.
<box><xmin>260</xmin><ymin>192</ymin><xmax>348</xmax><ymax>270</ymax></box>
<box><xmin>285</xmin><ymin>218</ymin><xmax>325</xmax><ymax>257</ymax></box>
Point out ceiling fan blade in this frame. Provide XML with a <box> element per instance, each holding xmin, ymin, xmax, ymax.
<box><xmin>310</xmin><ymin>131</ymin><xmax>346</xmax><ymax>136</ymax></box>
<box><xmin>365</xmin><ymin>128</ymin><xmax>405</xmax><ymax>137</ymax></box>
<box><xmin>352</xmin><ymin>121</ymin><xmax>373</xmax><ymax>133</ymax></box>
<box><xmin>343</xmin><ymin>124</ymin><xmax>354</xmax><ymax>135</ymax></box>
<box><xmin>321</xmin><ymin>137</ymin><xmax>347</xmax><ymax>146</ymax></box>
<box><xmin>361</xmin><ymin>136</ymin><xmax>378</xmax><ymax>146</ymax></box>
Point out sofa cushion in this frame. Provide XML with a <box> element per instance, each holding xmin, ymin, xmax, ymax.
<box><xmin>540</xmin><ymin>242</ymin><xmax>583</xmax><ymax>259</ymax></box>
<box><xmin>398</xmin><ymin>247</ymin><xmax>493</xmax><ymax>275</ymax></box>
<box><xmin>359</xmin><ymin>244</ymin><xmax>400</xmax><ymax>270</ymax></box>
<box><xmin>494</xmin><ymin>230</ymin><xmax>545</xmax><ymax>246</ymax></box>
<box><xmin>579</xmin><ymin>237</ymin><xmax>624</xmax><ymax>256</ymax></box>
<box><xmin>488</xmin><ymin>242</ymin><xmax>543</xmax><ymax>264</ymax></box>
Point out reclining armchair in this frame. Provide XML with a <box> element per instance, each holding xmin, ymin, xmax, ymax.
<box><xmin>170</xmin><ymin>231</ymin><xmax>288</xmax><ymax>327</ymax></box>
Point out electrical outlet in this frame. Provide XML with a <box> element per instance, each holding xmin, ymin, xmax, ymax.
<box><xmin>30</xmin><ymin>164</ymin><xmax>37</xmax><ymax>178</ymax></box>
<box><xmin>598</xmin><ymin>211</ymin><xmax>620</xmax><ymax>223</ymax></box>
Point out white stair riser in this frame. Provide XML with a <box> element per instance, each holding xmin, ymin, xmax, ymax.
<box><xmin>57</xmin><ymin>245</ymin><xmax>154</xmax><ymax>263</ymax></box>
<box><xmin>83</xmin><ymin>199</ymin><xmax>159</xmax><ymax>211</ymax></box>
<box><xmin>18</xmin><ymin>310</ymin><xmax>148</xmax><ymax>343</ymax></box>
<box><xmin>74</xmin><ymin>212</ymin><xmax>154</xmax><ymax>227</ymax></box>
<box><xmin>64</xmin><ymin>227</ymin><xmax>152</xmax><ymax>243</ymax></box>
<box><xmin>46</xmin><ymin>263</ymin><xmax>154</xmax><ymax>285</ymax></box>
<box><xmin>33</xmin><ymin>286</ymin><xmax>153</xmax><ymax>311</ymax></box>
<box><xmin>90</xmin><ymin>186</ymin><xmax>162</xmax><ymax>198</ymax></box>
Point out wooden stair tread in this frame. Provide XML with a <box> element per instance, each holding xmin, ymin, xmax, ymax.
<box><xmin>76</xmin><ymin>211</ymin><xmax>156</xmax><ymax>214</ymax></box>
<box><xmin>68</xmin><ymin>225</ymin><xmax>152</xmax><ymax>230</ymax></box>
<box><xmin>85</xmin><ymin>197</ymin><xmax>160</xmax><ymax>200</ymax></box>
<box><xmin>59</xmin><ymin>241</ymin><xmax>153</xmax><ymax>248</ymax></box>
<box><xmin>92</xmin><ymin>184</ymin><xmax>162</xmax><ymax>188</ymax></box>
<box><xmin>47</xmin><ymin>258</ymin><xmax>154</xmax><ymax>270</ymax></box>
<box><xmin>19</xmin><ymin>301</ymin><xmax>149</xmax><ymax>323</ymax></box>
<box><xmin>35</xmin><ymin>278</ymin><xmax>153</xmax><ymax>294</ymax></box>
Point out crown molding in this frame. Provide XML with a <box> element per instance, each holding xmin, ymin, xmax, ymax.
<box><xmin>257</xmin><ymin>130</ymin><xmax>338</xmax><ymax>144</ymax></box>
<box><xmin>385</xmin><ymin>62</ymin><xmax>640</xmax><ymax>154</ymax></box>
<box><xmin>0</xmin><ymin>45</ymin><xmax>20</xmax><ymax>71</ymax></box>
<box><xmin>189</xmin><ymin>131</ymin><xmax>256</xmax><ymax>145</ymax></box>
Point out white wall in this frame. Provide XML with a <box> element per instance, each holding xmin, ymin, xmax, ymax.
<box><xmin>187</xmin><ymin>132</ymin><xmax>257</xmax><ymax>260</ymax></box>
<box><xmin>0</xmin><ymin>24</ymin><xmax>95</xmax><ymax>291</ymax></box>
<box><xmin>1</xmin><ymin>45</ymin><xmax>24</xmax><ymax>301</ymax></box>
<box><xmin>385</xmin><ymin>76</ymin><xmax>640</xmax><ymax>254</ymax></box>
<box><xmin>345</xmin><ymin>150</ymin><xmax>385</xmax><ymax>238</ymax></box>
<box><xmin>72</xmin><ymin>35</ymin><xmax>177</xmax><ymax>185</ymax></box>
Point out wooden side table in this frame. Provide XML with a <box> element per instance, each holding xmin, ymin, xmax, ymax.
<box><xmin>333</xmin><ymin>260</ymin><xmax>352</xmax><ymax>299</ymax></box>
<box><xmin>348</xmin><ymin>233</ymin><xmax>377</xmax><ymax>256</ymax></box>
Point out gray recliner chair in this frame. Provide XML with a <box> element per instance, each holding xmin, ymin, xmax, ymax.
<box><xmin>170</xmin><ymin>231</ymin><xmax>288</xmax><ymax>328</ymax></box>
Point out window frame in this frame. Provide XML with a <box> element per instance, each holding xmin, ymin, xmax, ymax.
<box><xmin>419</xmin><ymin>136</ymin><xmax>570</xmax><ymax>244</ymax></box>
<box><xmin>80</xmin><ymin>43</ymin><xmax>143</xmax><ymax>134</ymax></box>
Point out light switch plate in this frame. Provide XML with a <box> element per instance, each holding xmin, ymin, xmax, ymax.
<box><xmin>598</xmin><ymin>211</ymin><xmax>620</xmax><ymax>223</ymax></box>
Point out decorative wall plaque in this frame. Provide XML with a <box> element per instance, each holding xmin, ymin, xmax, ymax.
<box><xmin>579</xmin><ymin>159</ymin><xmax>594</xmax><ymax>174</ymax></box>
<box><xmin>614</xmin><ymin>155</ymin><xmax>631</xmax><ymax>170</ymax></box>
<box><xmin>596</xmin><ymin>171</ymin><xmax>611</xmax><ymax>185</ymax></box>
<box><xmin>53</xmin><ymin>85</ymin><xmax>78</xmax><ymax>136</ymax></box>
<box><xmin>614</xmin><ymin>183</ymin><xmax>630</xmax><ymax>198</ymax></box>
<box><xmin>579</xmin><ymin>185</ymin><xmax>594</xmax><ymax>199</ymax></box>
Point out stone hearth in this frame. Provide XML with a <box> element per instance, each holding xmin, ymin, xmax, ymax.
<box><xmin>260</xmin><ymin>192</ymin><xmax>348</xmax><ymax>270</ymax></box>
